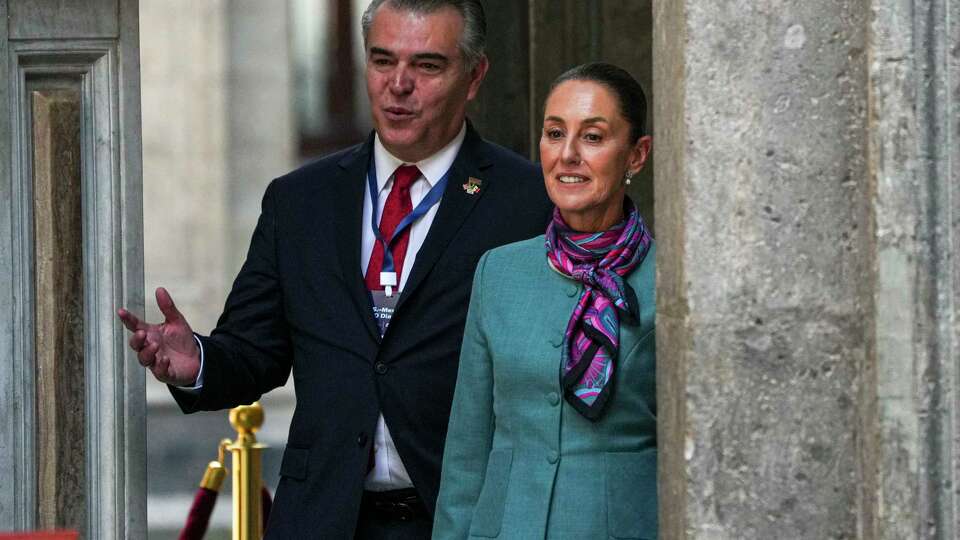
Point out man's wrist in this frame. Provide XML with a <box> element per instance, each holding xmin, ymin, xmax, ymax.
<box><xmin>175</xmin><ymin>335</ymin><xmax>206</xmax><ymax>390</ymax></box>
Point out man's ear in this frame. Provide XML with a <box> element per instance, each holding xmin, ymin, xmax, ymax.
<box><xmin>466</xmin><ymin>56</ymin><xmax>490</xmax><ymax>101</ymax></box>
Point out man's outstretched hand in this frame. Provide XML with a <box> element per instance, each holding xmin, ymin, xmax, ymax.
<box><xmin>117</xmin><ymin>287</ymin><xmax>201</xmax><ymax>387</ymax></box>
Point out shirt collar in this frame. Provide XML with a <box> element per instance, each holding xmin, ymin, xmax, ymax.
<box><xmin>372</xmin><ymin>122</ymin><xmax>467</xmax><ymax>192</ymax></box>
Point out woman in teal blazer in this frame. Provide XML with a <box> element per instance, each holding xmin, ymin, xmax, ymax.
<box><xmin>434</xmin><ymin>63</ymin><xmax>657</xmax><ymax>539</ymax></box>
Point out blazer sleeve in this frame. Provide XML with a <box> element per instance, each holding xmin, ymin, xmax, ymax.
<box><xmin>169</xmin><ymin>178</ymin><xmax>293</xmax><ymax>412</ymax></box>
<box><xmin>432</xmin><ymin>252</ymin><xmax>495</xmax><ymax>540</ymax></box>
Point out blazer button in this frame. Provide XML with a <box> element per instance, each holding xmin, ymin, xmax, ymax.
<box><xmin>547</xmin><ymin>392</ymin><xmax>560</xmax><ymax>406</ymax></box>
<box><xmin>375</xmin><ymin>362</ymin><xmax>388</xmax><ymax>375</ymax></box>
<box><xmin>567</xmin><ymin>285</ymin><xmax>579</xmax><ymax>297</ymax></box>
<box><xmin>357</xmin><ymin>433</ymin><xmax>368</xmax><ymax>446</ymax></box>
<box><xmin>549</xmin><ymin>332</ymin><xmax>563</xmax><ymax>348</ymax></box>
<box><xmin>547</xmin><ymin>451</ymin><xmax>559</xmax><ymax>464</ymax></box>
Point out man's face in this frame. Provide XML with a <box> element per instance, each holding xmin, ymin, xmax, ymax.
<box><xmin>365</xmin><ymin>4</ymin><xmax>488</xmax><ymax>163</ymax></box>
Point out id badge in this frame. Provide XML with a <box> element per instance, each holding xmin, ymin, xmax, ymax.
<box><xmin>371</xmin><ymin>290</ymin><xmax>400</xmax><ymax>336</ymax></box>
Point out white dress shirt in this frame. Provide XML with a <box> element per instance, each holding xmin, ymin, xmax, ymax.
<box><xmin>183</xmin><ymin>123</ymin><xmax>467</xmax><ymax>492</ymax></box>
<box><xmin>361</xmin><ymin>123</ymin><xmax>466</xmax><ymax>491</ymax></box>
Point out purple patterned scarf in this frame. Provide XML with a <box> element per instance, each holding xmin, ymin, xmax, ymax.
<box><xmin>545</xmin><ymin>200</ymin><xmax>652</xmax><ymax>420</ymax></box>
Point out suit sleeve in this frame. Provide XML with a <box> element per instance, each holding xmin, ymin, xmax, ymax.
<box><xmin>432</xmin><ymin>252</ymin><xmax>495</xmax><ymax>540</ymax></box>
<box><xmin>169</xmin><ymin>179</ymin><xmax>293</xmax><ymax>412</ymax></box>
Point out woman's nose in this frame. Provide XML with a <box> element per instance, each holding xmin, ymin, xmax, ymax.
<box><xmin>561</xmin><ymin>139</ymin><xmax>581</xmax><ymax>164</ymax></box>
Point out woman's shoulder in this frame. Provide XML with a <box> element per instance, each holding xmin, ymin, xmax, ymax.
<box><xmin>483</xmin><ymin>235</ymin><xmax>546</xmax><ymax>266</ymax></box>
<box><xmin>474</xmin><ymin>235</ymin><xmax>548</xmax><ymax>283</ymax></box>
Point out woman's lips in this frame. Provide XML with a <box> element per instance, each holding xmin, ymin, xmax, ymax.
<box><xmin>557</xmin><ymin>174</ymin><xmax>589</xmax><ymax>184</ymax></box>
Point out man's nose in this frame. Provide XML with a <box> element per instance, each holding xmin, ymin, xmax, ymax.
<box><xmin>389</xmin><ymin>66</ymin><xmax>414</xmax><ymax>95</ymax></box>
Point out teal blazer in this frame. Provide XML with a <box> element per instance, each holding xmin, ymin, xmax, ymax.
<box><xmin>433</xmin><ymin>236</ymin><xmax>657</xmax><ymax>540</ymax></box>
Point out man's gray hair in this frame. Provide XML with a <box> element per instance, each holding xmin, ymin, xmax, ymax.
<box><xmin>361</xmin><ymin>0</ymin><xmax>487</xmax><ymax>71</ymax></box>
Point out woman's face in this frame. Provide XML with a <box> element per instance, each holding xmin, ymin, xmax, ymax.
<box><xmin>540</xmin><ymin>80</ymin><xmax>651</xmax><ymax>232</ymax></box>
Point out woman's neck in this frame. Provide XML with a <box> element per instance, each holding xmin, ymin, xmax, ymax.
<box><xmin>560</xmin><ymin>201</ymin><xmax>626</xmax><ymax>233</ymax></box>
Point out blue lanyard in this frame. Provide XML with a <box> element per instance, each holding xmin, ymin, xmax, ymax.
<box><xmin>367</xmin><ymin>160</ymin><xmax>450</xmax><ymax>279</ymax></box>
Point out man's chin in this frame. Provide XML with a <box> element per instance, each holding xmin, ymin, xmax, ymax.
<box><xmin>378</xmin><ymin>130</ymin><xmax>423</xmax><ymax>158</ymax></box>
<box><xmin>379</xmin><ymin>129</ymin><xmax>415</xmax><ymax>145</ymax></box>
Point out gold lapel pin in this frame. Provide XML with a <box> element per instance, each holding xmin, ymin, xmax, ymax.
<box><xmin>462</xmin><ymin>176</ymin><xmax>482</xmax><ymax>195</ymax></box>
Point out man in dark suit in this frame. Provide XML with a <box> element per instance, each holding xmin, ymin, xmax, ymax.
<box><xmin>117</xmin><ymin>0</ymin><xmax>552</xmax><ymax>538</ymax></box>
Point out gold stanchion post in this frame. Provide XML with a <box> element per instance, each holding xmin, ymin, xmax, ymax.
<box><xmin>227</xmin><ymin>402</ymin><xmax>268</xmax><ymax>540</ymax></box>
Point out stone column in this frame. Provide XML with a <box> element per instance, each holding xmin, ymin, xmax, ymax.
<box><xmin>655</xmin><ymin>0</ymin><xmax>960</xmax><ymax>537</ymax></box>
<box><xmin>654</xmin><ymin>1</ymin><xmax>870</xmax><ymax>537</ymax></box>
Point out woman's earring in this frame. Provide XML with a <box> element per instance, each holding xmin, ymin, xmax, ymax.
<box><xmin>624</xmin><ymin>172</ymin><xmax>633</xmax><ymax>186</ymax></box>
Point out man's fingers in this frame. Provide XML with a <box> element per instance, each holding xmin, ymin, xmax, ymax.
<box><xmin>151</xmin><ymin>354</ymin><xmax>170</xmax><ymax>381</ymax></box>
<box><xmin>155</xmin><ymin>287</ymin><xmax>186</xmax><ymax>325</ymax></box>
<box><xmin>128</xmin><ymin>330</ymin><xmax>147</xmax><ymax>352</ymax></box>
<box><xmin>137</xmin><ymin>341</ymin><xmax>159</xmax><ymax>367</ymax></box>
<box><xmin>117</xmin><ymin>308</ymin><xmax>144</xmax><ymax>333</ymax></box>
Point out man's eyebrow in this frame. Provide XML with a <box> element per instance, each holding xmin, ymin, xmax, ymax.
<box><xmin>411</xmin><ymin>52</ymin><xmax>449</xmax><ymax>63</ymax></box>
<box><xmin>368</xmin><ymin>48</ymin><xmax>449</xmax><ymax>64</ymax></box>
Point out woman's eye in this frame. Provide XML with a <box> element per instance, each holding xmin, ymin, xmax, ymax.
<box><xmin>584</xmin><ymin>132</ymin><xmax>603</xmax><ymax>142</ymax></box>
<box><xmin>545</xmin><ymin>129</ymin><xmax>564</xmax><ymax>139</ymax></box>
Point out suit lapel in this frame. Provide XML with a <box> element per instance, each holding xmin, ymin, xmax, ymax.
<box><xmin>396</xmin><ymin>125</ymin><xmax>493</xmax><ymax>312</ymax></box>
<box><xmin>333</xmin><ymin>134</ymin><xmax>381</xmax><ymax>343</ymax></box>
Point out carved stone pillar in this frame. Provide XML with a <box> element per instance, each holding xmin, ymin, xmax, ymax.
<box><xmin>0</xmin><ymin>0</ymin><xmax>146</xmax><ymax>537</ymax></box>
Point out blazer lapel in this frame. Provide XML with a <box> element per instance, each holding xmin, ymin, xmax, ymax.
<box><xmin>396</xmin><ymin>124</ymin><xmax>493</xmax><ymax>312</ymax></box>
<box><xmin>333</xmin><ymin>134</ymin><xmax>381</xmax><ymax>343</ymax></box>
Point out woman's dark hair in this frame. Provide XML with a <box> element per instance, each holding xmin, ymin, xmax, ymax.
<box><xmin>548</xmin><ymin>62</ymin><xmax>648</xmax><ymax>142</ymax></box>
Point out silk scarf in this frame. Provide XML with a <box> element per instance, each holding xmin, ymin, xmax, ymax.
<box><xmin>545</xmin><ymin>200</ymin><xmax>652</xmax><ymax>420</ymax></box>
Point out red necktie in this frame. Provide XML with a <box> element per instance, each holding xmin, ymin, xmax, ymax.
<box><xmin>365</xmin><ymin>165</ymin><xmax>420</xmax><ymax>291</ymax></box>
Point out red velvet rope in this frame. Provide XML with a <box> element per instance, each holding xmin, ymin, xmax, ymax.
<box><xmin>178</xmin><ymin>487</ymin><xmax>219</xmax><ymax>540</ymax></box>
<box><xmin>177</xmin><ymin>484</ymin><xmax>271</xmax><ymax>539</ymax></box>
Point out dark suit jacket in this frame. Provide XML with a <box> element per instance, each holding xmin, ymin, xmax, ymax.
<box><xmin>170</xmin><ymin>123</ymin><xmax>553</xmax><ymax>538</ymax></box>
